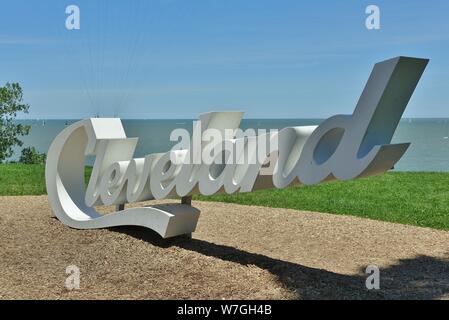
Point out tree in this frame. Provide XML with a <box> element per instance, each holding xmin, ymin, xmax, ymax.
<box><xmin>0</xmin><ymin>83</ymin><xmax>30</xmax><ymax>162</ymax></box>
<box><xmin>19</xmin><ymin>147</ymin><xmax>46</xmax><ymax>165</ymax></box>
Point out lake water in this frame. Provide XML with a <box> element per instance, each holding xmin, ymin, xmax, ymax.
<box><xmin>13</xmin><ymin>118</ymin><xmax>449</xmax><ymax>172</ymax></box>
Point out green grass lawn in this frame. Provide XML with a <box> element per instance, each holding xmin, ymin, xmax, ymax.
<box><xmin>0</xmin><ymin>164</ymin><xmax>47</xmax><ymax>196</ymax></box>
<box><xmin>2</xmin><ymin>164</ymin><xmax>449</xmax><ymax>230</ymax></box>
<box><xmin>196</xmin><ymin>172</ymin><xmax>449</xmax><ymax>230</ymax></box>
<box><xmin>0</xmin><ymin>164</ymin><xmax>92</xmax><ymax>196</ymax></box>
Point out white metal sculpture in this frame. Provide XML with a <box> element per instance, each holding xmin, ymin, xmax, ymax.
<box><xmin>46</xmin><ymin>56</ymin><xmax>428</xmax><ymax>238</ymax></box>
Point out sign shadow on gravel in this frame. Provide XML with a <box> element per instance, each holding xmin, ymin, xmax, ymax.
<box><xmin>110</xmin><ymin>226</ymin><xmax>449</xmax><ymax>300</ymax></box>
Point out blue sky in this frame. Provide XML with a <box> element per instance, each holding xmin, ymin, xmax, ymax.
<box><xmin>0</xmin><ymin>0</ymin><xmax>448</xmax><ymax>119</ymax></box>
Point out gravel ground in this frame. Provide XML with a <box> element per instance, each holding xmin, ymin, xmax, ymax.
<box><xmin>1</xmin><ymin>196</ymin><xmax>449</xmax><ymax>300</ymax></box>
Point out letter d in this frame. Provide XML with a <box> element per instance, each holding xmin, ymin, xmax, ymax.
<box><xmin>298</xmin><ymin>56</ymin><xmax>428</xmax><ymax>185</ymax></box>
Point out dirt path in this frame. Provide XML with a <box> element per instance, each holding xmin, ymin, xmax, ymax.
<box><xmin>1</xmin><ymin>196</ymin><xmax>449</xmax><ymax>299</ymax></box>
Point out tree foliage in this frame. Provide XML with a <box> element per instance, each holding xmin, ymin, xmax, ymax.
<box><xmin>19</xmin><ymin>147</ymin><xmax>46</xmax><ymax>165</ymax></box>
<box><xmin>0</xmin><ymin>83</ymin><xmax>30</xmax><ymax>162</ymax></box>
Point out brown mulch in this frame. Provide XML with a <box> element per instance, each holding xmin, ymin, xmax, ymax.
<box><xmin>1</xmin><ymin>196</ymin><xmax>449</xmax><ymax>300</ymax></box>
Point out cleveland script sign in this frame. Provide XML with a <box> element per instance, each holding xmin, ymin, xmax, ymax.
<box><xmin>46</xmin><ymin>56</ymin><xmax>428</xmax><ymax>238</ymax></box>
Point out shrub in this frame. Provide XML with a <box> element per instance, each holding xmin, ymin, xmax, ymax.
<box><xmin>19</xmin><ymin>147</ymin><xmax>46</xmax><ymax>165</ymax></box>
